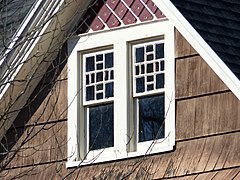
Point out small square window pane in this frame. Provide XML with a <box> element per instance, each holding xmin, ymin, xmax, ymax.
<box><xmin>156</xmin><ymin>43</ymin><xmax>164</xmax><ymax>59</ymax></box>
<box><xmin>86</xmin><ymin>86</ymin><xmax>95</xmax><ymax>101</ymax></box>
<box><xmin>156</xmin><ymin>74</ymin><xmax>164</xmax><ymax>89</ymax></box>
<box><xmin>89</xmin><ymin>103</ymin><xmax>114</xmax><ymax>150</ymax></box>
<box><xmin>139</xmin><ymin>95</ymin><xmax>165</xmax><ymax>142</ymax></box>
<box><xmin>96</xmin><ymin>54</ymin><xmax>103</xmax><ymax>61</ymax></box>
<box><xmin>146</xmin><ymin>45</ymin><xmax>153</xmax><ymax>52</ymax></box>
<box><xmin>147</xmin><ymin>54</ymin><xmax>153</xmax><ymax>61</ymax></box>
<box><xmin>136</xmin><ymin>77</ymin><xmax>145</xmax><ymax>93</ymax></box>
<box><xmin>97</xmin><ymin>72</ymin><xmax>103</xmax><ymax>82</ymax></box>
<box><xmin>105</xmin><ymin>82</ymin><xmax>114</xmax><ymax>98</ymax></box>
<box><xmin>86</xmin><ymin>56</ymin><xmax>95</xmax><ymax>72</ymax></box>
<box><xmin>105</xmin><ymin>52</ymin><xmax>113</xmax><ymax>68</ymax></box>
<box><xmin>97</xmin><ymin>63</ymin><xmax>103</xmax><ymax>70</ymax></box>
<box><xmin>96</xmin><ymin>93</ymin><xmax>103</xmax><ymax>100</ymax></box>
<box><xmin>147</xmin><ymin>63</ymin><xmax>153</xmax><ymax>73</ymax></box>
<box><xmin>96</xmin><ymin>84</ymin><xmax>103</xmax><ymax>90</ymax></box>
<box><xmin>147</xmin><ymin>84</ymin><xmax>154</xmax><ymax>91</ymax></box>
<box><xmin>147</xmin><ymin>75</ymin><xmax>153</xmax><ymax>82</ymax></box>
<box><xmin>136</xmin><ymin>47</ymin><xmax>144</xmax><ymax>63</ymax></box>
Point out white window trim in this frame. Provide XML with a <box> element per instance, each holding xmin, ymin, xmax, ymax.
<box><xmin>67</xmin><ymin>20</ymin><xmax>175</xmax><ymax>167</ymax></box>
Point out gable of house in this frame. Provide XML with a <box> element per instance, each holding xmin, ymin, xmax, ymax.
<box><xmin>0</xmin><ymin>0</ymin><xmax>239</xmax><ymax>179</ymax></box>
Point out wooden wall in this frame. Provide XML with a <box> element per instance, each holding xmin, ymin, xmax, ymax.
<box><xmin>0</xmin><ymin>30</ymin><xmax>239</xmax><ymax>179</ymax></box>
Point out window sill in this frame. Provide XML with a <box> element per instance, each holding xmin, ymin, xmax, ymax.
<box><xmin>66</xmin><ymin>138</ymin><xmax>174</xmax><ymax>168</ymax></box>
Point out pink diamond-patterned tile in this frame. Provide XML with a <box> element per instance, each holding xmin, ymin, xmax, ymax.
<box><xmin>147</xmin><ymin>0</ymin><xmax>158</xmax><ymax>14</ymax></box>
<box><xmin>106</xmin><ymin>14</ymin><xmax>121</xmax><ymax>28</ymax></box>
<box><xmin>131</xmin><ymin>0</ymin><xmax>144</xmax><ymax>17</ymax></box>
<box><xmin>91</xmin><ymin>17</ymin><xmax>105</xmax><ymax>31</ymax></box>
<box><xmin>139</xmin><ymin>8</ymin><xmax>153</xmax><ymax>22</ymax></box>
<box><xmin>115</xmin><ymin>1</ymin><xmax>128</xmax><ymax>19</ymax></box>
<box><xmin>123</xmin><ymin>10</ymin><xmax>137</xmax><ymax>25</ymax></box>
<box><xmin>107</xmin><ymin>0</ymin><xmax>120</xmax><ymax>10</ymax></box>
<box><xmin>78</xmin><ymin>0</ymin><xmax>167</xmax><ymax>34</ymax></box>
<box><xmin>155</xmin><ymin>9</ymin><xmax>165</xmax><ymax>19</ymax></box>
<box><xmin>123</xmin><ymin>0</ymin><xmax>134</xmax><ymax>7</ymax></box>
<box><xmin>98</xmin><ymin>5</ymin><xmax>112</xmax><ymax>22</ymax></box>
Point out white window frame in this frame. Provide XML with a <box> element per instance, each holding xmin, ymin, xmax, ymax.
<box><xmin>67</xmin><ymin>20</ymin><xmax>175</xmax><ymax>167</ymax></box>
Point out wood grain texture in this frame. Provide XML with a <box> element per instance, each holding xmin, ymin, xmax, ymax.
<box><xmin>161</xmin><ymin>167</ymin><xmax>240</xmax><ymax>180</ymax></box>
<box><xmin>175</xmin><ymin>29</ymin><xmax>197</xmax><ymax>58</ymax></box>
<box><xmin>176</xmin><ymin>91</ymin><xmax>240</xmax><ymax>140</ymax></box>
<box><xmin>176</xmin><ymin>55</ymin><xmax>228</xmax><ymax>99</ymax></box>
<box><xmin>27</xmin><ymin>64</ymin><xmax>68</xmax><ymax>125</ymax></box>
<box><xmin>1</xmin><ymin>132</ymin><xmax>239</xmax><ymax>179</ymax></box>
<box><xmin>2</xmin><ymin>121</ymin><xmax>67</xmax><ymax>169</ymax></box>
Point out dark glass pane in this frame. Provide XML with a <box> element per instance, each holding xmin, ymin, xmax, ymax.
<box><xmin>160</xmin><ymin>61</ymin><xmax>164</xmax><ymax>71</ymax></box>
<box><xmin>146</xmin><ymin>45</ymin><xmax>153</xmax><ymax>52</ymax></box>
<box><xmin>91</xmin><ymin>74</ymin><xmax>95</xmax><ymax>83</ymax></box>
<box><xmin>155</xmin><ymin>62</ymin><xmax>159</xmax><ymax>72</ymax></box>
<box><xmin>97</xmin><ymin>63</ymin><xmax>103</xmax><ymax>70</ymax></box>
<box><xmin>89</xmin><ymin>103</ymin><xmax>114</xmax><ymax>150</ymax></box>
<box><xmin>156</xmin><ymin>43</ymin><xmax>164</xmax><ymax>59</ymax></box>
<box><xmin>156</xmin><ymin>74</ymin><xmax>164</xmax><ymax>89</ymax></box>
<box><xmin>86</xmin><ymin>86</ymin><xmax>94</xmax><ymax>101</ymax></box>
<box><xmin>97</xmin><ymin>84</ymin><xmax>103</xmax><ymax>90</ymax></box>
<box><xmin>147</xmin><ymin>63</ymin><xmax>153</xmax><ymax>73</ymax></box>
<box><xmin>136</xmin><ymin>77</ymin><xmax>145</xmax><ymax>93</ymax></box>
<box><xmin>147</xmin><ymin>84</ymin><xmax>154</xmax><ymax>91</ymax></box>
<box><xmin>105</xmin><ymin>71</ymin><xmax>109</xmax><ymax>80</ymax></box>
<box><xmin>139</xmin><ymin>95</ymin><xmax>165</xmax><ymax>142</ymax></box>
<box><xmin>136</xmin><ymin>47</ymin><xmax>144</xmax><ymax>63</ymax></box>
<box><xmin>141</xmin><ymin>64</ymin><xmax>145</xmax><ymax>74</ymax></box>
<box><xmin>86</xmin><ymin>74</ymin><xmax>90</xmax><ymax>85</ymax></box>
<box><xmin>96</xmin><ymin>93</ymin><xmax>103</xmax><ymax>100</ymax></box>
<box><xmin>147</xmin><ymin>75</ymin><xmax>153</xmax><ymax>82</ymax></box>
<box><xmin>86</xmin><ymin>56</ymin><xmax>95</xmax><ymax>72</ymax></box>
<box><xmin>97</xmin><ymin>72</ymin><xmax>103</xmax><ymax>82</ymax></box>
<box><xmin>136</xmin><ymin>66</ymin><xmax>139</xmax><ymax>75</ymax></box>
<box><xmin>147</xmin><ymin>54</ymin><xmax>153</xmax><ymax>61</ymax></box>
<box><xmin>96</xmin><ymin>54</ymin><xmax>103</xmax><ymax>61</ymax></box>
<box><xmin>105</xmin><ymin>52</ymin><xmax>113</xmax><ymax>68</ymax></box>
<box><xmin>110</xmin><ymin>70</ymin><xmax>114</xmax><ymax>80</ymax></box>
<box><xmin>105</xmin><ymin>82</ymin><xmax>114</xmax><ymax>98</ymax></box>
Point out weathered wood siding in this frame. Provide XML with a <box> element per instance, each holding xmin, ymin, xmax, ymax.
<box><xmin>0</xmin><ymin>30</ymin><xmax>239</xmax><ymax>179</ymax></box>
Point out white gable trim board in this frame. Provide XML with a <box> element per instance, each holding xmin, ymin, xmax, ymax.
<box><xmin>152</xmin><ymin>0</ymin><xmax>240</xmax><ymax>100</ymax></box>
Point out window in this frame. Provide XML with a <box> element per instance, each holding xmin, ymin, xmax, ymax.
<box><xmin>132</xmin><ymin>41</ymin><xmax>165</xmax><ymax>148</ymax></box>
<box><xmin>67</xmin><ymin>21</ymin><xmax>175</xmax><ymax>167</ymax></box>
<box><xmin>83</xmin><ymin>49</ymin><xmax>114</xmax><ymax>153</ymax></box>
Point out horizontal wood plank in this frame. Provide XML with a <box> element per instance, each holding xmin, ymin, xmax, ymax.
<box><xmin>2</xmin><ymin>121</ymin><xmax>67</xmax><ymax>169</ymax></box>
<box><xmin>1</xmin><ymin>132</ymin><xmax>239</xmax><ymax>179</ymax></box>
<box><xmin>176</xmin><ymin>91</ymin><xmax>240</xmax><ymax>140</ymax></box>
<box><xmin>175</xmin><ymin>29</ymin><xmax>197</xmax><ymax>59</ymax></box>
<box><xmin>176</xmin><ymin>55</ymin><xmax>228</xmax><ymax>99</ymax></box>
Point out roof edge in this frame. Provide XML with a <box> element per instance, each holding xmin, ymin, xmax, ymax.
<box><xmin>152</xmin><ymin>0</ymin><xmax>240</xmax><ymax>100</ymax></box>
<box><xmin>0</xmin><ymin>0</ymin><xmax>91</xmax><ymax>141</ymax></box>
